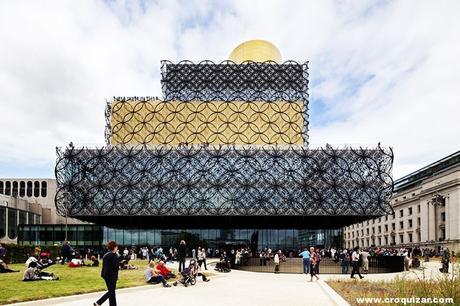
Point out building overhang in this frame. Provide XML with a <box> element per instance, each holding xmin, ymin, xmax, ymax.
<box><xmin>55</xmin><ymin>144</ymin><xmax>394</xmax><ymax>225</ymax></box>
<box><xmin>72</xmin><ymin>215</ymin><xmax>380</xmax><ymax>229</ymax></box>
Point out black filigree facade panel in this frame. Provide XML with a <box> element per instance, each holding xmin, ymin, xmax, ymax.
<box><xmin>105</xmin><ymin>98</ymin><xmax>306</xmax><ymax>146</ymax></box>
<box><xmin>160</xmin><ymin>61</ymin><xmax>309</xmax><ymax>102</ymax></box>
<box><xmin>55</xmin><ymin>145</ymin><xmax>394</xmax><ymax>218</ymax></box>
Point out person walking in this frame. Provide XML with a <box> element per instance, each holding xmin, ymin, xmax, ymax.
<box><xmin>309</xmin><ymin>247</ymin><xmax>319</xmax><ymax>281</ymax></box>
<box><xmin>192</xmin><ymin>248</ymin><xmax>196</xmax><ymax>259</ymax></box>
<box><xmin>61</xmin><ymin>241</ymin><xmax>73</xmax><ymax>265</ymax></box>
<box><xmin>315</xmin><ymin>248</ymin><xmax>321</xmax><ymax>274</ymax></box>
<box><xmin>274</xmin><ymin>250</ymin><xmax>280</xmax><ymax>273</ymax></box>
<box><xmin>94</xmin><ymin>241</ymin><xmax>119</xmax><ymax>306</ymax></box>
<box><xmin>440</xmin><ymin>247</ymin><xmax>450</xmax><ymax>273</ymax></box>
<box><xmin>340</xmin><ymin>250</ymin><xmax>349</xmax><ymax>274</ymax></box>
<box><xmin>403</xmin><ymin>249</ymin><xmax>411</xmax><ymax>271</ymax></box>
<box><xmin>423</xmin><ymin>248</ymin><xmax>430</xmax><ymax>262</ymax></box>
<box><xmin>178</xmin><ymin>240</ymin><xmax>187</xmax><ymax>272</ymax></box>
<box><xmin>201</xmin><ymin>247</ymin><xmax>208</xmax><ymax>270</ymax></box>
<box><xmin>298</xmin><ymin>247</ymin><xmax>311</xmax><ymax>274</ymax></box>
<box><xmin>360</xmin><ymin>249</ymin><xmax>370</xmax><ymax>273</ymax></box>
<box><xmin>197</xmin><ymin>247</ymin><xmax>204</xmax><ymax>269</ymax></box>
<box><xmin>350</xmin><ymin>247</ymin><xmax>364</xmax><ymax>279</ymax></box>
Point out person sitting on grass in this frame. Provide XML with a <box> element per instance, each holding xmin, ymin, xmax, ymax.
<box><xmin>38</xmin><ymin>252</ymin><xmax>55</xmax><ymax>270</ymax></box>
<box><xmin>68</xmin><ymin>258</ymin><xmax>82</xmax><ymax>268</ymax></box>
<box><xmin>144</xmin><ymin>261</ymin><xmax>171</xmax><ymax>287</ymax></box>
<box><xmin>91</xmin><ymin>255</ymin><xmax>100</xmax><ymax>267</ymax></box>
<box><xmin>0</xmin><ymin>259</ymin><xmax>19</xmax><ymax>273</ymax></box>
<box><xmin>25</xmin><ymin>255</ymin><xmax>39</xmax><ymax>268</ymax></box>
<box><xmin>156</xmin><ymin>260</ymin><xmax>176</xmax><ymax>279</ymax></box>
<box><xmin>119</xmin><ymin>252</ymin><xmax>137</xmax><ymax>270</ymax></box>
<box><xmin>0</xmin><ymin>244</ymin><xmax>6</xmax><ymax>259</ymax></box>
<box><xmin>23</xmin><ymin>261</ymin><xmax>59</xmax><ymax>281</ymax></box>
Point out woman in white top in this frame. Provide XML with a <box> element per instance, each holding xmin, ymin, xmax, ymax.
<box><xmin>197</xmin><ymin>247</ymin><xmax>207</xmax><ymax>270</ymax></box>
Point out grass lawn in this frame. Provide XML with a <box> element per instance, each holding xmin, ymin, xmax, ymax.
<box><xmin>327</xmin><ymin>273</ymin><xmax>460</xmax><ymax>306</ymax></box>
<box><xmin>0</xmin><ymin>260</ymin><xmax>178</xmax><ymax>305</ymax></box>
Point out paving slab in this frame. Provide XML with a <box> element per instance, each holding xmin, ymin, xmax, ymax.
<box><xmin>8</xmin><ymin>269</ymin><xmax>337</xmax><ymax>306</ymax></box>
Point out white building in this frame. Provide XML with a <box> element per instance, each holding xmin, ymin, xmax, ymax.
<box><xmin>0</xmin><ymin>178</ymin><xmax>83</xmax><ymax>244</ymax></box>
<box><xmin>343</xmin><ymin>151</ymin><xmax>460</xmax><ymax>253</ymax></box>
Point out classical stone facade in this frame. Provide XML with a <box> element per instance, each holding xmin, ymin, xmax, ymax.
<box><xmin>0</xmin><ymin>193</ymin><xmax>43</xmax><ymax>244</ymax></box>
<box><xmin>0</xmin><ymin>178</ymin><xmax>84</xmax><ymax>244</ymax></box>
<box><xmin>343</xmin><ymin>151</ymin><xmax>460</xmax><ymax>253</ymax></box>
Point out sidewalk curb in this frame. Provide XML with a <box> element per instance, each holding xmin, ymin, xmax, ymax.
<box><xmin>5</xmin><ymin>270</ymin><xmax>227</xmax><ymax>306</ymax></box>
<box><xmin>317</xmin><ymin>279</ymin><xmax>351</xmax><ymax>306</ymax></box>
<box><xmin>4</xmin><ymin>285</ymin><xmax>153</xmax><ymax>306</ymax></box>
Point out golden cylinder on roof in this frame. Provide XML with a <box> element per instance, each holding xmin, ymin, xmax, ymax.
<box><xmin>229</xmin><ymin>40</ymin><xmax>282</xmax><ymax>63</ymax></box>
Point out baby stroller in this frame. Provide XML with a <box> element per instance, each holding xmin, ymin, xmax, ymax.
<box><xmin>175</xmin><ymin>259</ymin><xmax>197</xmax><ymax>287</ymax></box>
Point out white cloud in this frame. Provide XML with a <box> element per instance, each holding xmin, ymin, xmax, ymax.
<box><xmin>0</xmin><ymin>0</ymin><xmax>459</xmax><ymax>179</ymax></box>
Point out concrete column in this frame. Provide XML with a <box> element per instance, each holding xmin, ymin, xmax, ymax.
<box><xmin>445</xmin><ymin>196</ymin><xmax>450</xmax><ymax>240</ymax></box>
<box><xmin>428</xmin><ymin>201</ymin><xmax>436</xmax><ymax>242</ymax></box>
<box><xmin>448</xmin><ymin>189</ymin><xmax>460</xmax><ymax>242</ymax></box>
<box><xmin>420</xmin><ymin>201</ymin><xmax>429</xmax><ymax>242</ymax></box>
<box><xmin>4</xmin><ymin>207</ymin><xmax>8</xmax><ymax>239</ymax></box>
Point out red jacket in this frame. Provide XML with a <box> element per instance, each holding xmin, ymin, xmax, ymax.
<box><xmin>157</xmin><ymin>264</ymin><xmax>171</xmax><ymax>277</ymax></box>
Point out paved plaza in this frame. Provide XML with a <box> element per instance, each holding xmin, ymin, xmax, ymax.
<box><xmin>7</xmin><ymin>260</ymin><xmax>457</xmax><ymax>306</ymax></box>
<box><xmin>8</xmin><ymin>268</ymin><xmax>338</xmax><ymax>306</ymax></box>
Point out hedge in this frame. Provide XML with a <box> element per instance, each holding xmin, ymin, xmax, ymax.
<box><xmin>1</xmin><ymin>244</ymin><xmax>61</xmax><ymax>264</ymax></box>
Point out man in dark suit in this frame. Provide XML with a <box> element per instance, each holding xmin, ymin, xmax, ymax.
<box><xmin>178</xmin><ymin>240</ymin><xmax>187</xmax><ymax>272</ymax></box>
<box><xmin>94</xmin><ymin>241</ymin><xmax>119</xmax><ymax>306</ymax></box>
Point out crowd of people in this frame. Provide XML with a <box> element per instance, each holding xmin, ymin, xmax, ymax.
<box><xmin>93</xmin><ymin>240</ymin><xmax>212</xmax><ymax>306</ymax></box>
<box><xmin>1</xmin><ymin>240</ymin><xmax>456</xmax><ymax>306</ymax></box>
<box><xmin>236</xmin><ymin>245</ymin><xmax>455</xmax><ymax>278</ymax></box>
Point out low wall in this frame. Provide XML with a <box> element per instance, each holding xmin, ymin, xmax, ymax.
<box><xmin>236</xmin><ymin>256</ymin><xmax>404</xmax><ymax>274</ymax></box>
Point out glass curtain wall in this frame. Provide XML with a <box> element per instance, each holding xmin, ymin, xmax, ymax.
<box><xmin>18</xmin><ymin>225</ymin><xmax>342</xmax><ymax>251</ymax></box>
<box><xmin>0</xmin><ymin>207</ymin><xmax>5</xmax><ymax>238</ymax></box>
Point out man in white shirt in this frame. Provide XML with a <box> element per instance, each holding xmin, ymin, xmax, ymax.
<box><xmin>274</xmin><ymin>250</ymin><xmax>280</xmax><ymax>274</ymax></box>
<box><xmin>360</xmin><ymin>250</ymin><xmax>370</xmax><ymax>273</ymax></box>
<box><xmin>350</xmin><ymin>247</ymin><xmax>364</xmax><ymax>279</ymax></box>
<box><xmin>403</xmin><ymin>249</ymin><xmax>411</xmax><ymax>271</ymax></box>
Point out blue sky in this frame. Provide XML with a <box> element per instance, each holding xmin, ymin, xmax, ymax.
<box><xmin>0</xmin><ymin>0</ymin><xmax>459</xmax><ymax>180</ymax></box>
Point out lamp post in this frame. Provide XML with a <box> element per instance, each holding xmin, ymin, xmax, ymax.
<box><xmin>63</xmin><ymin>191</ymin><xmax>69</xmax><ymax>242</ymax></box>
<box><xmin>65</xmin><ymin>208</ymin><xmax>68</xmax><ymax>242</ymax></box>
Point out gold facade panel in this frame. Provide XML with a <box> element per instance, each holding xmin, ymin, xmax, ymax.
<box><xmin>110</xmin><ymin>100</ymin><xmax>304</xmax><ymax>145</ymax></box>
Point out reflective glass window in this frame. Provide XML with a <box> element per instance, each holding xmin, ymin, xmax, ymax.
<box><xmin>12</xmin><ymin>181</ymin><xmax>18</xmax><ymax>197</ymax></box>
<box><xmin>34</xmin><ymin>181</ymin><xmax>40</xmax><ymax>197</ymax></box>
<box><xmin>19</xmin><ymin>210</ymin><xmax>26</xmax><ymax>225</ymax></box>
<box><xmin>19</xmin><ymin>181</ymin><xmax>25</xmax><ymax>197</ymax></box>
<box><xmin>0</xmin><ymin>207</ymin><xmax>5</xmax><ymax>237</ymax></box>
<box><xmin>8</xmin><ymin>208</ymin><xmax>18</xmax><ymax>239</ymax></box>
<box><xmin>41</xmin><ymin>181</ymin><xmax>47</xmax><ymax>197</ymax></box>
<box><xmin>5</xmin><ymin>181</ymin><xmax>11</xmax><ymax>196</ymax></box>
<box><xmin>27</xmin><ymin>212</ymin><xmax>35</xmax><ymax>224</ymax></box>
<box><xmin>27</xmin><ymin>181</ymin><xmax>33</xmax><ymax>197</ymax></box>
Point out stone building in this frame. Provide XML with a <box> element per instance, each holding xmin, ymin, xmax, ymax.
<box><xmin>343</xmin><ymin>151</ymin><xmax>460</xmax><ymax>253</ymax></box>
<box><xmin>0</xmin><ymin>178</ymin><xmax>83</xmax><ymax>244</ymax></box>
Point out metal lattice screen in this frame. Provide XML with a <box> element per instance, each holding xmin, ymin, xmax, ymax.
<box><xmin>55</xmin><ymin>144</ymin><xmax>393</xmax><ymax>217</ymax></box>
